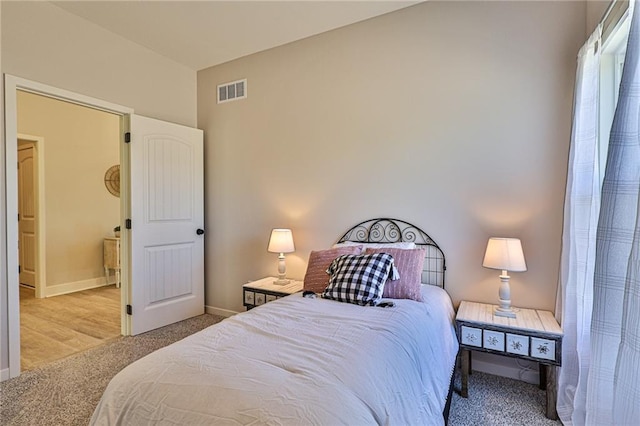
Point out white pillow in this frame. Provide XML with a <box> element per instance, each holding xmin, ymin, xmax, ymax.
<box><xmin>333</xmin><ymin>241</ymin><xmax>416</xmax><ymax>250</ymax></box>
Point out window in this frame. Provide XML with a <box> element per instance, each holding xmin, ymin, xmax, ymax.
<box><xmin>598</xmin><ymin>10</ymin><xmax>631</xmax><ymax>182</ymax></box>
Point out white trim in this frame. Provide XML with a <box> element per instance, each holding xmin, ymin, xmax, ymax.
<box><xmin>43</xmin><ymin>277</ymin><xmax>112</xmax><ymax>298</ymax></box>
<box><xmin>3</xmin><ymin>74</ymin><xmax>133</xmax><ymax>380</ymax></box>
<box><xmin>120</xmin><ymin>115</ymin><xmax>132</xmax><ymax>337</ymax></box>
<box><xmin>0</xmin><ymin>368</ymin><xmax>9</xmax><ymax>382</ymax></box>
<box><xmin>17</xmin><ymin>134</ymin><xmax>46</xmax><ymax>299</ymax></box>
<box><xmin>9</xmin><ymin>76</ymin><xmax>132</xmax><ymax>116</ymax></box>
<box><xmin>5</xmin><ymin>77</ymin><xmax>20</xmax><ymax>380</ymax></box>
<box><xmin>205</xmin><ymin>305</ymin><xmax>238</xmax><ymax>318</ymax></box>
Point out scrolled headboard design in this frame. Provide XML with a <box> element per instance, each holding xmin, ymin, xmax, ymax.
<box><xmin>337</xmin><ymin>218</ymin><xmax>446</xmax><ymax>288</ymax></box>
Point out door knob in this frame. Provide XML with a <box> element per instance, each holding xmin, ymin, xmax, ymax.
<box><xmin>196</xmin><ymin>229</ymin><xmax>205</xmax><ymax>235</ymax></box>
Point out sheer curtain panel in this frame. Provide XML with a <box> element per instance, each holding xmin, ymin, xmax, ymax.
<box><xmin>556</xmin><ymin>26</ymin><xmax>602</xmax><ymax>426</ymax></box>
<box><xmin>587</xmin><ymin>1</ymin><xmax>640</xmax><ymax>424</ymax></box>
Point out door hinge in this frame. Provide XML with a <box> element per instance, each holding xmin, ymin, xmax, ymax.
<box><xmin>126</xmin><ymin>304</ymin><xmax>132</xmax><ymax>315</ymax></box>
<box><xmin>125</xmin><ymin>219</ymin><xmax>132</xmax><ymax>229</ymax></box>
<box><xmin>124</xmin><ymin>132</ymin><xmax>131</xmax><ymax>143</ymax></box>
<box><xmin>18</xmin><ymin>265</ymin><xmax>21</xmax><ymax>273</ymax></box>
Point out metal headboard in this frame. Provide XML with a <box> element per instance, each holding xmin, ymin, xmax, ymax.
<box><xmin>337</xmin><ymin>218</ymin><xmax>446</xmax><ymax>288</ymax></box>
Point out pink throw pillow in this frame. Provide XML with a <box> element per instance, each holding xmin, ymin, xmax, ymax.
<box><xmin>303</xmin><ymin>246</ymin><xmax>364</xmax><ymax>293</ymax></box>
<box><xmin>365</xmin><ymin>247</ymin><xmax>426</xmax><ymax>302</ymax></box>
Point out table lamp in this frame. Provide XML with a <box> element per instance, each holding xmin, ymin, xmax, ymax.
<box><xmin>482</xmin><ymin>237</ymin><xmax>527</xmax><ymax>318</ymax></box>
<box><xmin>268</xmin><ymin>229</ymin><xmax>295</xmax><ymax>285</ymax></box>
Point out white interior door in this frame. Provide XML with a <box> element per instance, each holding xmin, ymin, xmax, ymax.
<box><xmin>17</xmin><ymin>144</ymin><xmax>37</xmax><ymax>287</ymax></box>
<box><xmin>129</xmin><ymin>114</ymin><xmax>204</xmax><ymax>335</ymax></box>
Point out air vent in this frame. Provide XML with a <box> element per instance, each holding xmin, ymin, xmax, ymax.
<box><xmin>217</xmin><ymin>79</ymin><xmax>247</xmax><ymax>104</ymax></box>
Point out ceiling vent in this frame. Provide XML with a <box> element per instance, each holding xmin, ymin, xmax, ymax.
<box><xmin>217</xmin><ymin>79</ymin><xmax>247</xmax><ymax>104</ymax></box>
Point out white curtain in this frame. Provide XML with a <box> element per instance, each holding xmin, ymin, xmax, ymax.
<box><xmin>556</xmin><ymin>26</ymin><xmax>602</xmax><ymax>426</ymax></box>
<box><xmin>587</xmin><ymin>1</ymin><xmax>640</xmax><ymax>424</ymax></box>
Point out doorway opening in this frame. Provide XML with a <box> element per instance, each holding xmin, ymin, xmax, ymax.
<box><xmin>16</xmin><ymin>91</ymin><xmax>122</xmax><ymax>371</ymax></box>
<box><xmin>5</xmin><ymin>75</ymin><xmax>205</xmax><ymax>381</ymax></box>
<box><xmin>4</xmin><ymin>75</ymin><xmax>134</xmax><ymax>379</ymax></box>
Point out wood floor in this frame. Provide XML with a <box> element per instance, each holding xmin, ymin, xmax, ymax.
<box><xmin>20</xmin><ymin>285</ymin><xmax>121</xmax><ymax>371</ymax></box>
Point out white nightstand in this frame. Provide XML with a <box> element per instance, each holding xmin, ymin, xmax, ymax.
<box><xmin>456</xmin><ymin>301</ymin><xmax>563</xmax><ymax>420</ymax></box>
<box><xmin>242</xmin><ymin>277</ymin><xmax>303</xmax><ymax>310</ymax></box>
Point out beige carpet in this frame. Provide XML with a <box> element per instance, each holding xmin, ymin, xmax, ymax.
<box><xmin>0</xmin><ymin>313</ymin><xmax>224</xmax><ymax>426</ymax></box>
<box><xmin>449</xmin><ymin>371</ymin><xmax>561</xmax><ymax>425</ymax></box>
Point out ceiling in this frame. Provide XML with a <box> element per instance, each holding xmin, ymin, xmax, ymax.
<box><xmin>52</xmin><ymin>1</ymin><xmax>421</xmax><ymax>71</ymax></box>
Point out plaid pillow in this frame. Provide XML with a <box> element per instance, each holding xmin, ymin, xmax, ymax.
<box><xmin>322</xmin><ymin>253</ymin><xmax>399</xmax><ymax>306</ymax></box>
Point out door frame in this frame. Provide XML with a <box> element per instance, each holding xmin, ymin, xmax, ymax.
<box><xmin>4</xmin><ymin>75</ymin><xmax>134</xmax><ymax>379</ymax></box>
<box><xmin>17</xmin><ymin>135</ymin><xmax>45</xmax><ymax>299</ymax></box>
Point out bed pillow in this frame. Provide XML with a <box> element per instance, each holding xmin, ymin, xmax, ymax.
<box><xmin>333</xmin><ymin>241</ymin><xmax>416</xmax><ymax>250</ymax></box>
<box><xmin>365</xmin><ymin>247</ymin><xmax>426</xmax><ymax>302</ymax></box>
<box><xmin>303</xmin><ymin>246</ymin><xmax>364</xmax><ymax>293</ymax></box>
<box><xmin>322</xmin><ymin>253</ymin><xmax>399</xmax><ymax>306</ymax></box>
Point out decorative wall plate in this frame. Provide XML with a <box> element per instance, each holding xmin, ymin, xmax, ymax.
<box><xmin>104</xmin><ymin>165</ymin><xmax>120</xmax><ymax>197</ymax></box>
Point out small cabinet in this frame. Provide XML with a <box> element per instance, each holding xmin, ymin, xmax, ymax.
<box><xmin>103</xmin><ymin>237</ymin><xmax>121</xmax><ymax>288</ymax></box>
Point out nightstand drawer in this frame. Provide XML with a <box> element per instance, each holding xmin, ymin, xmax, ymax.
<box><xmin>506</xmin><ymin>333</ymin><xmax>529</xmax><ymax>356</ymax></box>
<box><xmin>255</xmin><ymin>292</ymin><xmax>266</xmax><ymax>306</ymax></box>
<box><xmin>461</xmin><ymin>326</ymin><xmax>482</xmax><ymax>347</ymax></box>
<box><xmin>483</xmin><ymin>330</ymin><xmax>505</xmax><ymax>351</ymax></box>
<box><xmin>531</xmin><ymin>337</ymin><xmax>556</xmax><ymax>361</ymax></box>
<box><xmin>244</xmin><ymin>290</ymin><xmax>255</xmax><ymax>305</ymax></box>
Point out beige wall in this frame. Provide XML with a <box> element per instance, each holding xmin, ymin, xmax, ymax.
<box><xmin>1</xmin><ymin>1</ymin><xmax>196</xmax><ymax>127</ymax></box>
<box><xmin>198</xmin><ymin>1</ymin><xmax>586</xmax><ymax>316</ymax></box>
<box><xmin>17</xmin><ymin>91</ymin><xmax>120</xmax><ymax>290</ymax></box>
<box><xmin>1</xmin><ymin>1</ymin><xmax>196</xmax><ymax>376</ymax></box>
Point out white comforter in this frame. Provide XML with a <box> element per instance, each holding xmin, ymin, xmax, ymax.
<box><xmin>91</xmin><ymin>285</ymin><xmax>458</xmax><ymax>426</ymax></box>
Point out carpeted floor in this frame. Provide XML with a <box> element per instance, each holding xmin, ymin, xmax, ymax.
<box><xmin>1</xmin><ymin>313</ymin><xmax>560</xmax><ymax>425</ymax></box>
<box><xmin>449</xmin><ymin>371</ymin><xmax>561</xmax><ymax>425</ymax></box>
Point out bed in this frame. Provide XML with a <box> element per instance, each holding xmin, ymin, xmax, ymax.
<box><xmin>91</xmin><ymin>218</ymin><xmax>459</xmax><ymax>425</ymax></box>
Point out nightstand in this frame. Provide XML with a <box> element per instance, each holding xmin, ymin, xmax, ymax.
<box><xmin>243</xmin><ymin>277</ymin><xmax>303</xmax><ymax>310</ymax></box>
<box><xmin>456</xmin><ymin>301</ymin><xmax>563</xmax><ymax>420</ymax></box>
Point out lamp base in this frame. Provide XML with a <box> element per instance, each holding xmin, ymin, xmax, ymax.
<box><xmin>273</xmin><ymin>278</ymin><xmax>290</xmax><ymax>286</ymax></box>
<box><xmin>494</xmin><ymin>306</ymin><xmax>517</xmax><ymax>318</ymax></box>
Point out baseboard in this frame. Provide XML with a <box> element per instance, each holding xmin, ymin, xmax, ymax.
<box><xmin>1</xmin><ymin>367</ymin><xmax>10</xmax><ymax>382</ymax></box>
<box><xmin>205</xmin><ymin>305</ymin><xmax>238</xmax><ymax>318</ymax></box>
<box><xmin>471</xmin><ymin>351</ymin><xmax>539</xmax><ymax>385</ymax></box>
<box><xmin>44</xmin><ymin>276</ymin><xmax>112</xmax><ymax>298</ymax></box>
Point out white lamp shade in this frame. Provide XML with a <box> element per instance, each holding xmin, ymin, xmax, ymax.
<box><xmin>267</xmin><ymin>229</ymin><xmax>295</xmax><ymax>253</ymax></box>
<box><xmin>482</xmin><ymin>237</ymin><xmax>527</xmax><ymax>272</ymax></box>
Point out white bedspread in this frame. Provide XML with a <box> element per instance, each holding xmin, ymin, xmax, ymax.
<box><xmin>91</xmin><ymin>285</ymin><xmax>458</xmax><ymax>426</ymax></box>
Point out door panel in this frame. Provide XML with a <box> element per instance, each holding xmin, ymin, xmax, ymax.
<box><xmin>129</xmin><ymin>115</ymin><xmax>204</xmax><ymax>335</ymax></box>
<box><xmin>18</xmin><ymin>144</ymin><xmax>37</xmax><ymax>287</ymax></box>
